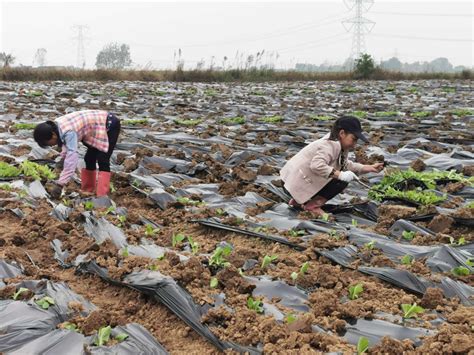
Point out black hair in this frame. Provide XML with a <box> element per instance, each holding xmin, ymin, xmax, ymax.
<box><xmin>33</xmin><ymin>121</ymin><xmax>60</xmax><ymax>148</ymax></box>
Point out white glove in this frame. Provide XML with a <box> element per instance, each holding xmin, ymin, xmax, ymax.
<box><xmin>338</xmin><ymin>171</ymin><xmax>357</xmax><ymax>182</ymax></box>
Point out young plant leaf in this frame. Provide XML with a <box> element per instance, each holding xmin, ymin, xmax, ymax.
<box><xmin>357</xmin><ymin>336</ymin><xmax>369</xmax><ymax>354</ymax></box>
<box><xmin>12</xmin><ymin>287</ymin><xmax>29</xmax><ymax>300</ymax></box>
<box><xmin>348</xmin><ymin>283</ymin><xmax>364</xmax><ymax>300</ymax></box>
<box><xmin>94</xmin><ymin>325</ymin><xmax>112</xmax><ymax>346</ymax></box>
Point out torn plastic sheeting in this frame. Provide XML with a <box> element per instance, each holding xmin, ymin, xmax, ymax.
<box><xmin>148</xmin><ymin>188</ymin><xmax>176</xmax><ymax>209</ymax></box>
<box><xmin>423</xmin><ymin>154</ymin><xmax>470</xmax><ymax>171</ymax></box>
<box><xmin>127</xmin><ymin>241</ymin><xmax>169</xmax><ymax>261</ymax></box>
<box><xmin>128</xmin><ymin>174</ymin><xmax>165</xmax><ymax>189</ymax></box>
<box><xmin>343</xmin><ymin>318</ymin><xmax>435</xmax><ymax>347</ymax></box>
<box><xmin>358</xmin><ymin>267</ymin><xmax>474</xmax><ymax>306</ymax></box>
<box><xmin>76</xmin><ymin>261</ymin><xmax>261</xmax><ymax>354</ymax></box>
<box><xmin>334</xmin><ymin>213</ymin><xmax>376</xmax><ymax>226</ymax></box>
<box><xmin>50</xmin><ymin>203</ymin><xmax>72</xmax><ymax>221</ymax></box>
<box><xmin>245</xmin><ymin>276</ymin><xmax>310</xmax><ymax>313</ymax></box>
<box><xmin>227</xmin><ymin>191</ymin><xmax>273</xmax><ymax>207</ymax></box>
<box><xmin>153</xmin><ymin>173</ymin><xmax>194</xmax><ymax>188</ymax></box>
<box><xmin>0</xmin><ymin>259</ymin><xmax>23</xmax><ymax>278</ymax></box>
<box><xmin>27</xmin><ymin>180</ymin><xmax>48</xmax><ymax>199</ymax></box>
<box><xmin>452</xmin><ymin>216</ymin><xmax>474</xmax><ymax>227</ymax></box>
<box><xmin>316</xmin><ymin>245</ymin><xmax>358</xmax><ymax>268</ymax></box>
<box><xmin>0</xmin><ymin>300</ymin><xmax>61</xmax><ymax>352</ymax></box>
<box><xmin>176</xmin><ymin>183</ymin><xmax>223</xmax><ymax>202</ymax></box>
<box><xmin>141</xmin><ymin>156</ymin><xmax>207</xmax><ymax>175</ymax></box>
<box><xmin>425</xmin><ymin>245</ymin><xmax>474</xmax><ymax>273</ymax></box>
<box><xmin>7</xmin><ymin>329</ymin><xmax>88</xmax><ymax>355</ymax></box>
<box><xmin>225</xmin><ymin>150</ymin><xmax>257</xmax><ymax>167</ymax></box>
<box><xmin>90</xmin><ymin>323</ymin><xmax>169</xmax><ymax>354</ymax></box>
<box><xmin>16</xmin><ymin>279</ymin><xmax>96</xmax><ymax>320</ymax></box>
<box><xmin>83</xmin><ymin>214</ymin><xmax>127</xmax><ymax>248</ymax></box>
<box><xmin>50</xmin><ymin>239</ymin><xmax>72</xmax><ymax>268</ymax></box>
<box><xmin>389</xmin><ymin>219</ymin><xmax>435</xmax><ymax>238</ymax></box>
<box><xmin>253</xmin><ymin>180</ymin><xmax>291</xmax><ymax>203</ymax></box>
<box><xmin>348</xmin><ymin>230</ymin><xmax>437</xmax><ymax>259</ymax></box>
<box><xmin>195</xmin><ymin>218</ymin><xmax>305</xmax><ymax>250</ymax></box>
<box><xmin>451</xmin><ymin>186</ymin><xmax>474</xmax><ymax>199</ymax></box>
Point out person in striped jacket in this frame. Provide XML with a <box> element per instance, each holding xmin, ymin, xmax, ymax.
<box><xmin>33</xmin><ymin>110</ymin><xmax>121</xmax><ymax>197</ymax></box>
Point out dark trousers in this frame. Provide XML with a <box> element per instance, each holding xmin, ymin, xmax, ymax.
<box><xmin>314</xmin><ymin>179</ymin><xmax>349</xmax><ymax>201</ymax></box>
<box><xmin>84</xmin><ymin>113</ymin><xmax>121</xmax><ymax>172</ymax></box>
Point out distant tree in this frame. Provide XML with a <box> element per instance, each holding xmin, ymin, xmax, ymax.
<box><xmin>380</xmin><ymin>57</ymin><xmax>402</xmax><ymax>71</ymax></box>
<box><xmin>95</xmin><ymin>43</ymin><xmax>132</xmax><ymax>69</ymax></box>
<box><xmin>0</xmin><ymin>52</ymin><xmax>15</xmax><ymax>68</ymax></box>
<box><xmin>354</xmin><ymin>53</ymin><xmax>375</xmax><ymax>79</ymax></box>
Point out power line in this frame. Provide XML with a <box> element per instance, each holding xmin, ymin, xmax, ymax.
<box><xmin>276</xmin><ymin>32</ymin><xmax>349</xmax><ymax>53</ymax></box>
<box><xmin>72</xmin><ymin>24</ymin><xmax>88</xmax><ymax>68</ymax></box>
<box><xmin>371</xmin><ymin>11</ymin><xmax>474</xmax><ymax>17</ymax></box>
<box><xmin>370</xmin><ymin>33</ymin><xmax>474</xmax><ymax>42</ymax></box>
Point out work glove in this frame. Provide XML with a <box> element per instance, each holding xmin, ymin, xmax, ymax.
<box><xmin>338</xmin><ymin>171</ymin><xmax>357</xmax><ymax>182</ymax></box>
<box><xmin>45</xmin><ymin>181</ymin><xmax>63</xmax><ymax>199</ymax></box>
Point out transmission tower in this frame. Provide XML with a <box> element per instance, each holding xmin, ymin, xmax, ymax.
<box><xmin>72</xmin><ymin>25</ymin><xmax>88</xmax><ymax>68</ymax></box>
<box><xmin>33</xmin><ymin>48</ymin><xmax>47</xmax><ymax>67</ymax></box>
<box><xmin>342</xmin><ymin>0</ymin><xmax>375</xmax><ymax>61</ymax></box>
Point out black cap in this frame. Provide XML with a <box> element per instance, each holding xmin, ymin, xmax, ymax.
<box><xmin>337</xmin><ymin>116</ymin><xmax>368</xmax><ymax>143</ymax></box>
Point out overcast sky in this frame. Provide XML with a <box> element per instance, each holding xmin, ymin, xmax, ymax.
<box><xmin>1</xmin><ymin>0</ymin><xmax>473</xmax><ymax>69</ymax></box>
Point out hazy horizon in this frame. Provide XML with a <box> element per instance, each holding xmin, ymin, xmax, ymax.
<box><xmin>1</xmin><ymin>0</ymin><xmax>473</xmax><ymax>70</ymax></box>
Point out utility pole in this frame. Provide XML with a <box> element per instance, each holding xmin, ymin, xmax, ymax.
<box><xmin>342</xmin><ymin>0</ymin><xmax>375</xmax><ymax>62</ymax></box>
<box><xmin>72</xmin><ymin>25</ymin><xmax>88</xmax><ymax>69</ymax></box>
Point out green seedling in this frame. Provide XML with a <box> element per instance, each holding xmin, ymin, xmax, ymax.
<box><xmin>320</xmin><ymin>213</ymin><xmax>329</xmax><ymax>222</ymax></box>
<box><xmin>61</xmin><ymin>198</ymin><xmax>71</xmax><ymax>207</ymax></box>
<box><xmin>221</xmin><ymin>116</ymin><xmax>246</xmax><ymax>125</ymax></box>
<box><xmin>121</xmin><ymin>246</ymin><xmax>129</xmax><ymax>257</ymax></box>
<box><xmin>452</xmin><ymin>266</ymin><xmax>470</xmax><ymax>276</ymax></box>
<box><xmin>288</xmin><ymin>229</ymin><xmax>305</xmax><ymax>237</ymax></box>
<box><xmin>25</xmin><ymin>90</ymin><xmax>43</xmax><ymax>97</ymax></box>
<box><xmin>451</xmin><ymin>109</ymin><xmax>472</xmax><ymax>117</ymax></box>
<box><xmin>402</xmin><ymin>230</ymin><xmax>416</xmax><ymax>241</ymax></box>
<box><xmin>215</xmin><ymin>208</ymin><xmax>226</xmax><ymax>216</ymax></box>
<box><xmin>145</xmin><ymin>224</ymin><xmax>159</xmax><ymax>237</ymax></box>
<box><xmin>291</xmin><ymin>261</ymin><xmax>310</xmax><ymax>281</ymax></box>
<box><xmin>352</xmin><ymin>219</ymin><xmax>358</xmax><ymax>227</ymax></box>
<box><xmin>341</xmin><ymin>86</ymin><xmax>359</xmax><ymax>93</ymax></box>
<box><xmin>204</xmin><ymin>88</ymin><xmax>218</xmax><ymax>96</ymax></box>
<box><xmin>385</xmin><ymin>85</ymin><xmax>396</xmax><ymax>92</ymax></box>
<box><xmin>285</xmin><ymin>313</ymin><xmax>297</xmax><ymax>324</ymax></box>
<box><xmin>115</xmin><ymin>333</ymin><xmax>129</xmax><ymax>342</ymax></box>
<box><xmin>442</xmin><ymin>87</ymin><xmax>456</xmax><ymax>93</ymax></box>
<box><xmin>109</xmin><ymin>182</ymin><xmax>116</xmax><ymax>193</ymax></box>
<box><xmin>176</xmin><ymin>196</ymin><xmax>205</xmax><ymax>207</ymax></box>
<box><xmin>116</xmin><ymin>90</ymin><xmax>129</xmax><ymax>97</ymax></box>
<box><xmin>209</xmin><ymin>245</ymin><xmax>232</xmax><ymax>268</ymax></box>
<box><xmin>131</xmin><ymin>179</ymin><xmax>141</xmax><ymax>188</ymax></box>
<box><xmin>12</xmin><ymin>287</ymin><xmax>29</xmax><ymax>300</ymax></box>
<box><xmin>411</xmin><ymin>111</ymin><xmax>431</xmax><ymax>118</ymax></box>
<box><xmin>13</xmin><ymin>123</ymin><xmax>37</xmax><ymax>130</ymax></box>
<box><xmin>357</xmin><ymin>336</ymin><xmax>369</xmax><ymax>354</ymax></box>
<box><xmin>172</xmin><ymin>233</ymin><xmax>186</xmax><ymax>247</ymax></box>
<box><xmin>375</xmin><ymin>111</ymin><xmax>399</xmax><ymax>117</ymax></box>
<box><xmin>0</xmin><ymin>183</ymin><xmax>12</xmax><ymax>190</ymax></box>
<box><xmin>348</xmin><ymin>283</ymin><xmax>364</xmax><ymax>300</ymax></box>
<box><xmin>210</xmin><ymin>277</ymin><xmax>218</xmax><ymax>289</ymax></box>
<box><xmin>466</xmin><ymin>258</ymin><xmax>474</xmax><ymax>267</ymax></box>
<box><xmin>83</xmin><ymin>201</ymin><xmax>94</xmax><ymax>211</ymax></box>
<box><xmin>253</xmin><ymin>226</ymin><xmax>269</xmax><ymax>233</ymax></box>
<box><xmin>63</xmin><ymin>322</ymin><xmax>79</xmax><ymax>332</ymax></box>
<box><xmin>351</xmin><ymin>111</ymin><xmax>368</xmax><ymax>119</ymax></box>
<box><xmin>187</xmin><ymin>236</ymin><xmax>199</xmax><ymax>254</ymax></box>
<box><xmin>35</xmin><ymin>296</ymin><xmax>55</xmax><ymax>309</ymax></box>
<box><xmin>401</xmin><ymin>303</ymin><xmax>424</xmax><ymax>319</ymax></box>
<box><xmin>238</xmin><ymin>268</ymin><xmax>245</xmax><ymax>276</ymax></box>
<box><xmin>328</xmin><ymin>229</ymin><xmax>340</xmax><ymax>239</ymax></box>
<box><xmin>149</xmin><ymin>264</ymin><xmax>158</xmax><ymax>271</ymax></box>
<box><xmin>261</xmin><ymin>115</ymin><xmax>283</xmax><ymax>123</ymax></box>
<box><xmin>408</xmin><ymin>87</ymin><xmax>418</xmax><ymax>94</ymax></box>
<box><xmin>247</xmin><ymin>297</ymin><xmax>264</xmax><ymax>314</ymax></box>
<box><xmin>261</xmin><ymin>255</ymin><xmax>278</xmax><ymax>269</ymax></box>
<box><xmin>117</xmin><ymin>215</ymin><xmax>126</xmax><ymax>227</ymax></box>
<box><xmin>123</xmin><ymin>119</ymin><xmax>149</xmax><ymax>126</ymax></box>
<box><xmin>94</xmin><ymin>325</ymin><xmax>112</xmax><ymax>346</ymax></box>
<box><xmin>449</xmin><ymin>236</ymin><xmax>466</xmax><ymax>246</ymax></box>
<box><xmin>20</xmin><ymin>160</ymin><xmax>56</xmax><ymax>180</ymax></box>
<box><xmin>364</xmin><ymin>241</ymin><xmax>376</xmax><ymax>250</ymax></box>
<box><xmin>0</xmin><ymin>162</ymin><xmax>21</xmax><ymax>178</ymax></box>
<box><xmin>401</xmin><ymin>255</ymin><xmax>414</xmax><ymax>265</ymax></box>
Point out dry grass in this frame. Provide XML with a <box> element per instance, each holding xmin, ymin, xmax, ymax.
<box><xmin>0</xmin><ymin>67</ymin><xmax>471</xmax><ymax>82</ymax></box>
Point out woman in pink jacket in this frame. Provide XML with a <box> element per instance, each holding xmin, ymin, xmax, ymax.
<box><xmin>280</xmin><ymin>116</ymin><xmax>383</xmax><ymax>217</ymax></box>
<box><xmin>33</xmin><ymin>110</ymin><xmax>121</xmax><ymax>197</ymax></box>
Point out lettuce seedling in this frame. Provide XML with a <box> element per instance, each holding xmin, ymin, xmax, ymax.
<box><xmin>402</xmin><ymin>230</ymin><xmax>415</xmax><ymax>241</ymax></box>
<box><xmin>83</xmin><ymin>201</ymin><xmax>94</xmax><ymax>211</ymax></box>
<box><xmin>261</xmin><ymin>255</ymin><xmax>278</xmax><ymax>269</ymax></box>
<box><xmin>364</xmin><ymin>241</ymin><xmax>376</xmax><ymax>250</ymax></box>
<box><xmin>115</xmin><ymin>333</ymin><xmax>129</xmax><ymax>342</ymax></box>
<box><xmin>187</xmin><ymin>236</ymin><xmax>199</xmax><ymax>254</ymax></box>
<box><xmin>12</xmin><ymin>287</ymin><xmax>29</xmax><ymax>300</ymax></box>
<box><xmin>288</xmin><ymin>229</ymin><xmax>305</xmax><ymax>237</ymax></box>
<box><xmin>63</xmin><ymin>322</ymin><xmax>79</xmax><ymax>332</ymax></box>
<box><xmin>209</xmin><ymin>245</ymin><xmax>232</xmax><ymax>267</ymax></box>
<box><xmin>94</xmin><ymin>325</ymin><xmax>112</xmax><ymax>346</ymax></box>
<box><xmin>145</xmin><ymin>224</ymin><xmax>159</xmax><ymax>237</ymax></box>
<box><xmin>291</xmin><ymin>261</ymin><xmax>310</xmax><ymax>281</ymax></box>
<box><xmin>450</xmin><ymin>236</ymin><xmax>466</xmax><ymax>246</ymax></box>
<box><xmin>348</xmin><ymin>283</ymin><xmax>364</xmax><ymax>300</ymax></box>
<box><xmin>357</xmin><ymin>337</ymin><xmax>369</xmax><ymax>354</ymax></box>
<box><xmin>401</xmin><ymin>255</ymin><xmax>414</xmax><ymax>265</ymax></box>
<box><xmin>352</xmin><ymin>219</ymin><xmax>358</xmax><ymax>227</ymax></box>
<box><xmin>172</xmin><ymin>233</ymin><xmax>186</xmax><ymax>247</ymax></box>
<box><xmin>247</xmin><ymin>297</ymin><xmax>264</xmax><ymax>314</ymax></box>
<box><xmin>401</xmin><ymin>303</ymin><xmax>424</xmax><ymax>319</ymax></box>
<box><xmin>117</xmin><ymin>215</ymin><xmax>126</xmax><ymax>227</ymax></box>
<box><xmin>36</xmin><ymin>296</ymin><xmax>55</xmax><ymax>309</ymax></box>
<box><xmin>452</xmin><ymin>266</ymin><xmax>470</xmax><ymax>276</ymax></box>
<box><xmin>210</xmin><ymin>277</ymin><xmax>218</xmax><ymax>289</ymax></box>
<box><xmin>320</xmin><ymin>213</ymin><xmax>329</xmax><ymax>222</ymax></box>
<box><xmin>285</xmin><ymin>313</ymin><xmax>297</xmax><ymax>324</ymax></box>
<box><xmin>121</xmin><ymin>246</ymin><xmax>129</xmax><ymax>257</ymax></box>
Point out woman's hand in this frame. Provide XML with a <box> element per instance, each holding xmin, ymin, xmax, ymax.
<box><xmin>364</xmin><ymin>162</ymin><xmax>384</xmax><ymax>173</ymax></box>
